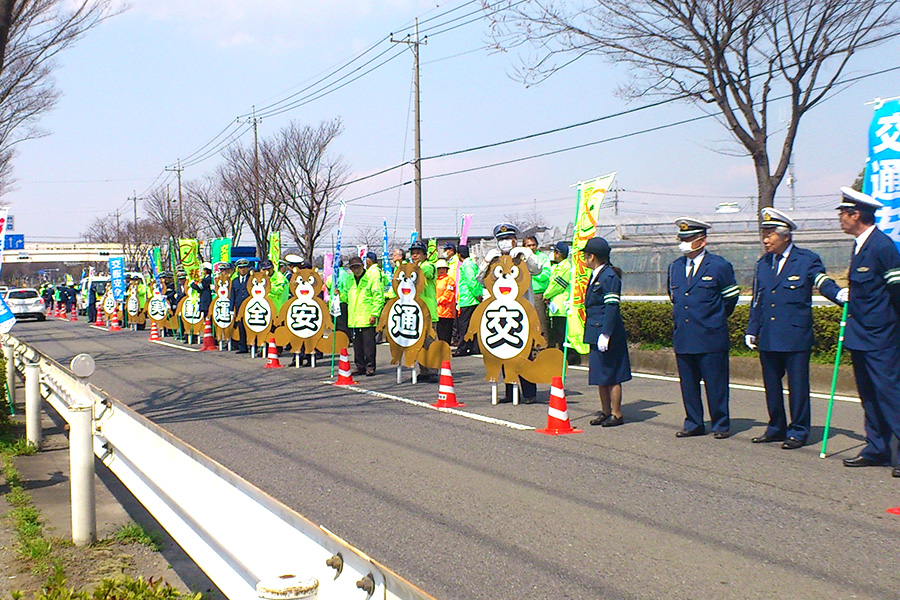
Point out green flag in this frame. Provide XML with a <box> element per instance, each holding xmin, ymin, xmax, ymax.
<box><xmin>268</xmin><ymin>232</ymin><xmax>280</xmax><ymax>265</ymax></box>
<box><xmin>179</xmin><ymin>239</ymin><xmax>202</xmax><ymax>282</ymax></box>
<box><xmin>210</xmin><ymin>238</ymin><xmax>232</xmax><ymax>264</ymax></box>
<box><xmin>566</xmin><ymin>172</ymin><xmax>616</xmax><ymax>355</ymax></box>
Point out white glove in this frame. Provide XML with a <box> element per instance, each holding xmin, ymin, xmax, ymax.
<box><xmin>329</xmin><ymin>297</ymin><xmax>341</xmax><ymax>317</ymax></box>
<box><xmin>836</xmin><ymin>288</ymin><xmax>849</xmax><ymax>304</ymax></box>
<box><xmin>509</xmin><ymin>246</ymin><xmax>530</xmax><ymax>260</ymax></box>
<box><xmin>745</xmin><ymin>334</ymin><xmax>757</xmax><ymax>350</ymax></box>
<box><xmin>597</xmin><ymin>334</ymin><xmax>609</xmax><ymax>352</ymax></box>
<box><xmin>483</xmin><ymin>248</ymin><xmax>501</xmax><ymax>263</ymax></box>
<box><xmin>548</xmin><ymin>301</ymin><xmax>558</xmax><ymax>314</ymax></box>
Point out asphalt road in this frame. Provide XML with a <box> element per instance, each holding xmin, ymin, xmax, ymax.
<box><xmin>13</xmin><ymin>318</ymin><xmax>900</xmax><ymax>600</ymax></box>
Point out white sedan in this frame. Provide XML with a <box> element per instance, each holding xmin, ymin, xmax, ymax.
<box><xmin>4</xmin><ymin>288</ymin><xmax>46</xmax><ymax>321</ymax></box>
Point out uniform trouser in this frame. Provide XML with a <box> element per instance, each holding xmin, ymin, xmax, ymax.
<box><xmin>533</xmin><ymin>293</ymin><xmax>549</xmax><ymax>345</ymax></box>
<box><xmin>336</xmin><ymin>302</ymin><xmax>350</xmax><ymax>340</ymax></box>
<box><xmin>436</xmin><ymin>318</ymin><xmax>454</xmax><ymax>344</ymax></box>
<box><xmin>235</xmin><ymin>321</ymin><xmax>248</xmax><ymax>351</ymax></box>
<box><xmin>759</xmin><ymin>350</ymin><xmax>811</xmax><ymax>442</ymax></box>
<box><xmin>352</xmin><ymin>326</ymin><xmax>376</xmax><ymax>372</ymax></box>
<box><xmin>455</xmin><ymin>305</ymin><xmax>478</xmax><ymax>355</ymax></box>
<box><xmin>676</xmin><ymin>351</ymin><xmax>730</xmax><ymax>433</ymax></box>
<box><xmin>87</xmin><ymin>304</ymin><xmax>97</xmax><ymax>323</ymax></box>
<box><xmin>850</xmin><ymin>346</ymin><xmax>900</xmax><ymax>463</ymax></box>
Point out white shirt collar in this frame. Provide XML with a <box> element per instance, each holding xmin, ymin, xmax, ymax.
<box><xmin>775</xmin><ymin>243</ymin><xmax>793</xmax><ymax>259</ymax></box>
<box><xmin>686</xmin><ymin>249</ymin><xmax>706</xmax><ymax>272</ymax></box>
<box><xmin>855</xmin><ymin>225</ymin><xmax>876</xmax><ymax>254</ymax></box>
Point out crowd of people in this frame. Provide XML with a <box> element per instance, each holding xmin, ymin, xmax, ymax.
<box><xmin>38</xmin><ymin>187</ymin><xmax>900</xmax><ymax>478</ymax></box>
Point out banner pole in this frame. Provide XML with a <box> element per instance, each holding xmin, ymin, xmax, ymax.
<box><xmin>561</xmin><ymin>182</ymin><xmax>585</xmax><ymax>386</ymax></box>
<box><xmin>819</xmin><ymin>302</ymin><xmax>849</xmax><ymax>459</ymax></box>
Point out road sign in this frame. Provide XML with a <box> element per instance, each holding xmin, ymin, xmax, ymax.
<box><xmin>3</xmin><ymin>234</ymin><xmax>24</xmax><ymax>250</ymax></box>
<box><xmin>6</xmin><ymin>215</ymin><xmax>12</xmax><ymax>231</ymax></box>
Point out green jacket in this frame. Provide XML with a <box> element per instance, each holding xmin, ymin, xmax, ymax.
<box><xmin>531</xmin><ymin>250</ymin><xmax>551</xmax><ymax>295</ymax></box>
<box><xmin>418</xmin><ymin>260</ymin><xmax>438</xmax><ymax>322</ymax></box>
<box><xmin>543</xmin><ymin>258</ymin><xmax>571</xmax><ymax>317</ymax></box>
<box><xmin>268</xmin><ymin>271</ymin><xmax>289</xmax><ymax>312</ymax></box>
<box><xmin>347</xmin><ymin>265</ymin><xmax>385</xmax><ymax>328</ymax></box>
<box><xmin>457</xmin><ymin>257</ymin><xmax>483</xmax><ymax>308</ymax></box>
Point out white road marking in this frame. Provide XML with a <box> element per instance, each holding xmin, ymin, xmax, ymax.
<box><xmin>151</xmin><ymin>339</ymin><xmax>202</xmax><ymax>352</ymax></box>
<box><xmin>325</xmin><ymin>382</ymin><xmax>536</xmax><ymax>431</ymax></box>
<box><xmin>567</xmin><ymin>365</ymin><xmax>860</xmax><ymax>403</ymax></box>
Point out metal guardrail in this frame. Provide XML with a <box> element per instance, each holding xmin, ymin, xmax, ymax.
<box><xmin>6</xmin><ymin>335</ymin><xmax>436</xmax><ymax>600</ymax></box>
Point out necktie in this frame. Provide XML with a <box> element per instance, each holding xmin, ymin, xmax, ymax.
<box><xmin>773</xmin><ymin>254</ymin><xmax>783</xmax><ymax>274</ymax></box>
<box><xmin>687</xmin><ymin>259</ymin><xmax>695</xmax><ymax>281</ymax></box>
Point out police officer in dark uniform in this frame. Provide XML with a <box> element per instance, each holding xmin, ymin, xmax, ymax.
<box><xmin>191</xmin><ymin>262</ymin><xmax>213</xmax><ymax>316</ymax></box>
<box><xmin>836</xmin><ymin>187</ymin><xmax>900</xmax><ymax>477</ymax></box>
<box><xmin>746</xmin><ymin>208</ymin><xmax>844</xmax><ymax>449</ymax></box>
<box><xmin>667</xmin><ymin>218</ymin><xmax>740</xmax><ymax>438</ymax></box>
<box><xmin>231</xmin><ymin>258</ymin><xmax>252</xmax><ymax>354</ymax></box>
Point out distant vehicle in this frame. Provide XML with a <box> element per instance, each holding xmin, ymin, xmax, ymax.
<box><xmin>78</xmin><ymin>276</ymin><xmax>110</xmax><ymax>315</ymax></box>
<box><xmin>0</xmin><ymin>286</ymin><xmax>8</xmax><ymax>296</ymax></box>
<box><xmin>4</xmin><ymin>288</ymin><xmax>46</xmax><ymax>321</ymax></box>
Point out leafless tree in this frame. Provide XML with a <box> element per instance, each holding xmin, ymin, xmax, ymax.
<box><xmin>503</xmin><ymin>207</ymin><xmax>549</xmax><ymax>233</ymax></box>
<box><xmin>143</xmin><ymin>184</ymin><xmax>201</xmax><ymax>241</ymax></box>
<box><xmin>82</xmin><ymin>214</ymin><xmax>168</xmax><ymax>269</ymax></box>
<box><xmin>268</xmin><ymin>118</ymin><xmax>349</xmax><ymax>262</ymax></box>
<box><xmin>486</xmin><ymin>0</ymin><xmax>900</xmax><ymax>210</ymax></box>
<box><xmin>0</xmin><ymin>1</ymin><xmax>120</xmax><ymax>194</ymax></box>
<box><xmin>185</xmin><ymin>176</ymin><xmax>244</xmax><ymax>244</ymax></box>
<box><xmin>219</xmin><ymin>141</ymin><xmax>283</xmax><ymax>257</ymax></box>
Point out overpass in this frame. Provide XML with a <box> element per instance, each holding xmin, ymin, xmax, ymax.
<box><xmin>1</xmin><ymin>242</ymin><xmax>126</xmax><ymax>263</ymax></box>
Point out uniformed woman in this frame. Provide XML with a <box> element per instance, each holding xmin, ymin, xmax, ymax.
<box><xmin>582</xmin><ymin>237</ymin><xmax>631</xmax><ymax>426</ymax></box>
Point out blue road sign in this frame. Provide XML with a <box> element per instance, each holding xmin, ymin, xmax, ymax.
<box><xmin>109</xmin><ymin>257</ymin><xmax>126</xmax><ymax>303</ymax></box>
<box><xmin>3</xmin><ymin>234</ymin><xmax>23</xmax><ymax>250</ymax></box>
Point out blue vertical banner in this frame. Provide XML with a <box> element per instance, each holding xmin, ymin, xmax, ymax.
<box><xmin>0</xmin><ymin>207</ymin><xmax>15</xmax><ymax>333</ymax></box>
<box><xmin>864</xmin><ymin>99</ymin><xmax>900</xmax><ymax>250</ymax></box>
<box><xmin>109</xmin><ymin>257</ymin><xmax>127</xmax><ymax>302</ymax></box>
<box><xmin>330</xmin><ymin>202</ymin><xmax>346</xmax><ymax>316</ymax></box>
<box><xmin>382</xmin><ymin>219</ymin><xmax>392</xmax><ymax>287</ymax></box>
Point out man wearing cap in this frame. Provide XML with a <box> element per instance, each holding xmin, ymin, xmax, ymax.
<box><xmin>478</xmin><ymin>223</ymin><xmax>544</xmax><ymax>402</ymax></box>
<box><xmin>837</xmin><ymin>187</ymin><xmax>900</xmax><ymax>476</ymax></box>
<box><xmin>746</xmin><ymin>208</ymin><xmax>844</xmax><ymax>449</ymax></box>
<box><xmin>191</xmin><ymin>263</ymin><xmax>214</xmax><ymax>317</ymax></box>
<box><xmin>667</xmin><ymin>218</ymin><xmax>740</xmax><ymax>438</ymax></box>
<box><xmin>346</xmin><ymin>255</ymin><xmax>384</xmax><ymax>376</ymax></box>
<box><xmin>260</xmin><ymin>259</ymin><xmax>288</xmax><ymax>313</ymax></box>
<box><xmin>409</xmin><ymin>240</ymin><xmax>440</xmax><ymax>381</ymax></box>
<box><xmin>524</xmin><ymin>236</ymin><xmax>552</xmax><ymax>346</ymax></box>
<box><xmin>435</xmin><ymin>258</ymin><xmax>457</xmax><ymax>344</ymax></box>
<box><xmin>544</xmin><ymin>242</ymin><xmax>575</xmax><ymax>359</ymax></box>
<box><xmin>453</xmin><ymin>245</ymin><xmax>482</xmax><ymax>357</ymax></box>
<box><xmin>230</xmin><ymin>259</ymin><xmax>252</xmax><ymax>353</ymax></box>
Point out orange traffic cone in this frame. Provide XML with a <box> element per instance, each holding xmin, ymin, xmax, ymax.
<box><xmin>108</xmin><ymin>308</ymin><xmax>121</xmax><ymax>332</ymax></box>
<box><xmin>200</xmin><ymin>318</ymin><xmax>217</xmax><ymax>351</ymax></box>
<box><xmin>148</xmin><ymin>322</ymin><xmax>161</xmax><ymax>341</ymax></box>
<box><xmin>263</xmin><ymin>338</ymin><xmax>283</xmax><ymax>369</ymax></box>
<box><xmin>53</xmin><ymin>302</ymin><xmax>59</xmax><ymax>318</ymax></box>
<box><xmin>432</xmin><ymin>361</ymin><xmax>464</xmax><ymax>408</ymax></box>
<box><xmin>69</xmin><ymin>307</ymin><xmax>78</xmax><ymax>322</ymax></box>
<box><xmin>58</xmin><ymin>304</ymin><xmax>67</xmax><ymax>320</ymax></box>
<box><xmin>536</xmin><ymin>376</ymin><xmax>582</xmax><ymax>435</ymax></box>
<box><xmin>93</xmin><ymin>309</ymin><xmax>105</xmax><ymax>327</ymax></box>
<box><xmin>335</xmin><ymin>348</ymin><xmax>355</xmax><ymax>385</ymax></box>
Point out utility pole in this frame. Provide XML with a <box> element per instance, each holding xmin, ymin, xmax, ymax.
<box><xmin>239</xmin><ymin>107</ymin><xmax>263</xmax><ymax>253</ymax></box>
<box><xmin>787</xmin><ymin>156</ymin><xmax>797</xmax><ymax>211</ymax></box>
<box><xmin>392</xmin><ymin>20</ymin><xmax>427</xmax><ymax>236</ymax></box>
<box><xmin>165</xmin><ymin>160</ymin><xmax>184</xmax><ymax>237</ymax></box>
<box><xmin>129</xmin><ymin>190</ymin><xmax>140</xmax><ymax>267</ymax></box>
<box><xmin>613</xmin><ymin>187</ymin><xmax>619</xmax><ymax>216</ymax></box>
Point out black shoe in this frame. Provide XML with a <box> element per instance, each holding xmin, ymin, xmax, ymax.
<box><xmin>601</xmin><ymin>415</ymin><xmax>624</xmax><ymax>427</ymax></box>
<box><xmin>843</xmin><ymin>455</ymin><xmax>884</xmax><ymax>468</ymax></box>
<box><xmin>352</xmin><ymin>369</ymin><xmax>366</xmax><ymax>377</ymax></box>
<box><xmin>522</xmin><ymin>396</ymin><xmax>536</xmax><ymax>404</ymax></box>
<box><xmin>893</xmin><ymin>467</ymin><xmax>900</xmax><ymax>478</ymax></box>
<box><xmin>236</xmin><ymin>349</ymin><xmax>249</xmax><ymax>354</ymax></box>
<box><xmin>781</xmin><ymin>437</ymin><xmax>804</xmax><ymax>450</ymax></box>
<box><xmin>713</xmin><ymin>431</ymin><xmax>731</xmax><ymax>439</ymax></box>
<box><xmin>365</xmin><ymin>369</ymin><xmax>376</xmax><ymax>377</ymax></box>
<box><xmin>451</xmin><ymin>351</ymin><xmax>466</xmax><ymax>357</ymax></box>
<box><xmin>751</xmin><ymin>434</ymin><xmax>786</xmax><ymax>444</ymax></box>
<box><xmin>590</xmin><ymin>412</ymin><xmax>610</xmax><ymax>426</ymax></box>
<box><xmin>675</xmin><ymin>428</ymin><xmax>705</xmax><ymax>438</ymax></box>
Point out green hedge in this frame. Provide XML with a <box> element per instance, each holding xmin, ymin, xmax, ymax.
<box><xmin>620</xmin><ymin>302</ymin><xmax>848</xmax><ymax>364</ymax></box>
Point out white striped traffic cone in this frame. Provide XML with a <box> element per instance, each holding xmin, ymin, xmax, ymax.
<box><xmin>263</xmin><ymin>338</ymin><xmax>283</xmax><ymax>369</ymax></box>
<box><xmin>432</xmin><ymin>360</ymin><xmax>464</xmax><ymax>408</ymax></box>
<box><xmin>536</xmin><ymin>376</ymin><xmax>582</xmax><ymax>435</ymax></box>
<box><xmin>335</xmin><ymin>348</ymin><xmax>355</xmax><ymax>385</ymax></box>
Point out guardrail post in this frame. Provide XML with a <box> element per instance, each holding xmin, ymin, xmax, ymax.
<box><xmin>4</xmin><ymin>340</ymin><xmax>15</xmax><ymax>406</ymax></box>
<box><xmin>69</xmin><ymin>353</ymin><xmax>97</xmax><ymax>547</ymax></box>
<box><xmin>24</xmin><ymin>360</ymin><xmax>41</xmax><ymax>449</ymax></box>
<box><xmin>69</xmin><ymin>404</ymin><xmax>95</xmax><ymax>546</ymax></box>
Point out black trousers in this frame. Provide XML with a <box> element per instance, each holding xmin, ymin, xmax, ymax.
<box><xmin>352</xmin><ymin>326</ymin><xmax>376</xmax><ymax>372</ymax></box>
<box><xmin>437</xmin><ymin>318</ymin><xmax>454</xmax><ymax>344</ymax></box>
<box><xmin>235</xmin><ymin>321</ymin><xmax>248</xmax><ymax>351</ymax></box>
<box><xmin>455</xmin><ymin>305</ymin><xmax>478</xmax><ymax>355</ymax></box>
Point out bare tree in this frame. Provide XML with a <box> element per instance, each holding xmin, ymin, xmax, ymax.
<box><xmin>0</xmin><ymin>1</ymin><xmax>120</xmax><ymax>193</ymax></box>
<box><xmin>220</xmin><ymin>141</ymin><xmax>283</xmax><ymax>256</ymax></box>
<box><xmin>352</xmin><ymin>225</ymin><xmax>384</xmax><ymax>253</ymax></box>
<box><xmin>82</xmin><ymin>214</ymin><xmax>168</xmax><ymax>269</ymax></box>
<box><xmin>503</xmin><ymin>207</ymin><xmax>549</xmax><ymax>233</ymax></box>
<box><xmin>186</xmin><ymin>175</ymin><xmax>244</xmax><ymax>244</ymax></box>
<box><xmin>143</xmin><ymin>184</ymin><xmax>201</xmax><ymax>241</ymax></box>
<box><xmin>486</xmin><ymin>0</ymin><xmax>900</xmax><ymax>210</ymax></box>
<box><xmin>268</xmin><ymin>118</ymin><xmax>349</xmax><ymax>262</ymax></box>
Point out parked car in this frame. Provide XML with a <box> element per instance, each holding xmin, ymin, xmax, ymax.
<box><xmin>78</xmin><ymin>276</ymin><xmax>110</xmax><ymax>315</ymax></box>
<box><xmin>4</xmin><ymin>288</ymin><xmax>46</xmax><ymax>321</ymax></box>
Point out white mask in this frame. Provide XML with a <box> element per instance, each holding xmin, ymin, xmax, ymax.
<box><xmin>678</xmin><ymin>240</ymin><xmax>695</xmax><ymax>255</ymax></box>
<box><xmin>498</xmin><ymin>239</ymin><xmax>513</xmax><ymax>252</ymax></box>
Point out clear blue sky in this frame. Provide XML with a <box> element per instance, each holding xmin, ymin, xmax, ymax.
<box><xmin>6</xmin><ymin>0</ymin><xmax>900</xmax><ymax>245</ymax></box>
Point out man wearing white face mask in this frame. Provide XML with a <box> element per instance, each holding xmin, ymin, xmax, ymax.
<box><xmin>667</xmin><ymin>217</ymin><xmax>740</xmax><ymax>439</ymax></box>
<box><xmin>478</xmin><ymin>222</ymin><xmax>543</xmax><ymax>402</ymax></box>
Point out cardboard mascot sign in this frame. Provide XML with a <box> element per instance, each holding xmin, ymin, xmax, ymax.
<box><xmin>465</xmin><ymin>255</ymin><xmax>563</xmax><ymax>383</ymax></box>
<box><xmin>176</xmin><ymin>279</ymin><xmax>205</xmax><ymax>336</ymax></box>
<box><xmin>146</xmin><ymin>281</ymin><xmax>174</xmax><ymax>331</ymax></box>
<box><xmin>273</xmin><ymin>268</ymin><xmax>349</xmax><ymax>353</ymax></box>
<box><xmin>235</xmin><ymin>271</ymin><xmax>275</xmax><ymax>347</ymax></box>
<box><xmin>210</xmin><ymin>273</ymin><xmax>234</xmax><ymax>342</ymax></box>
<box><xmin>125</xmin><ymin>280</ymin><xmax>146</xmax><ymax>325</ymax></box>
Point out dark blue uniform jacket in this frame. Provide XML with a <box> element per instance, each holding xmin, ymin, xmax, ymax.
<box><xmin>668</xmin><ymin>252</ymin><xmax>739</xmax><ymax>354</ymax></box>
